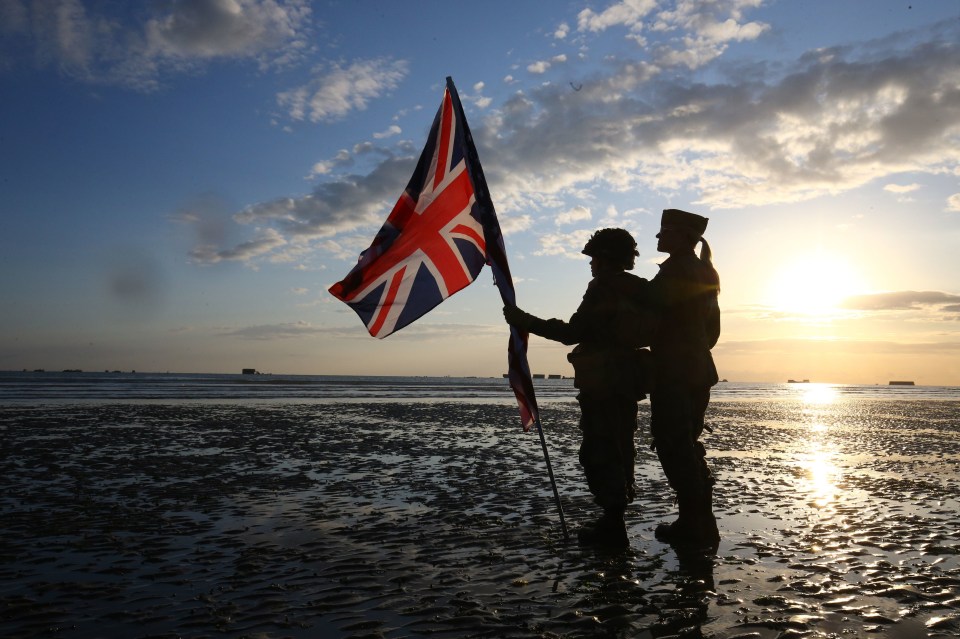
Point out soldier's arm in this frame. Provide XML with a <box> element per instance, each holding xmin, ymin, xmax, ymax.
<box><xmin>503</xmin><ymin>283</ymin><xmax>599</xmax><ymax>346</ymax></box>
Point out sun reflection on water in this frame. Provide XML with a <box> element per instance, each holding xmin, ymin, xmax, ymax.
<box><xmin>801</xmin><ymin>383</ymin><xmax>838</xmax><ymax>405</ymax></box>
<box><xmin>804</xmin><ymin>441</ymin><xmax>840</xmax><ymax>509</ymax></box>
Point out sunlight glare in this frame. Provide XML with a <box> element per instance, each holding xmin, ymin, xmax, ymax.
<box><xmin>805</xmin><ymin>443</ymin><xmax>839</xmax><ymax>509</ymax></box>
<box><xmin>767</xmin><ymin>252</ymin><xmax>863</xmax><ymax>317</ymax></box>
<box><xmin>801</xmin><ymin>383</ymin><xmax>838</xmax><ymax>405</ymax></box>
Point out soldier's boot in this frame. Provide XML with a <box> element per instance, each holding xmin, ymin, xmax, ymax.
<box><xmin>577</xmin><ymin>506</ymin><xmax>628</xmax><ymax>549</ymax></box>
<box><xmin>656</xmin><ymin>490</ymin><xmax>719</xmax><ymax>551</ymax></box>
<box><xmin>654</xmin><ymin>493</ymin><xmax>694</xmax><ymax>543</ymax></box>
<box><xmin>697</xmin><ymin>487</ymin><xmax>720</xmax><ymax>550</ymax></box>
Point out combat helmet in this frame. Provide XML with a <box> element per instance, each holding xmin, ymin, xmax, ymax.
<box><xmin>581</xmin><ymin>228</ymin><xmax>639</xmax><ymax>270</ymax></box>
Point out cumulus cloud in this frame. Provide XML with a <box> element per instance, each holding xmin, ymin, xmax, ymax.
<box><xmin>373</xmin><ymin>124</ymin><xmax>402</xmax><ymax>139</ymax></box>
<box><xmin>577</xmin><ymin>0</ymin><xmax>768</xmax><ymax>70</ymax></box>
<box><xmin>527</xmin><ymin>60</ymin><xmax>550</xmax><ymax>74</ymax></box>
<box><xmin>555</xmin><ymin>205</ymin><xmax>592</xmax><ymax>225</ymax></box>
<box><xmin>277</xmin><ymin>57</ymin><xmax>408</xmax><ymax>122</ymax></box>
<box><xmin>535</xmin><ymin>229</ymin><xmax>594</xmax><ymax>259</ymax></box>
<box><xmin>578</xmin><ymin>0</ymin><xmax>658</xmax><ymax>33</ymax></box>
<box><xmin>195</xmin><ymin>11</ymin><xmax>960</xmax><ymax>269</ymax></box>
<box><xmin>526</xmin><ymin>54</ymin><xmax>567</xmax><ymax>75</ymax></box>
<box><xmin>1</xmin><ymin>0</ymin><xmax>313</xmax><ymax>89</ymax></box>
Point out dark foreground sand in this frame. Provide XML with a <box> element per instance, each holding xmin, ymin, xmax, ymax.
<box><xmin>2</xmin><ymin>399</ymin><xmax>959</xmax><ymax>638</ymax></box>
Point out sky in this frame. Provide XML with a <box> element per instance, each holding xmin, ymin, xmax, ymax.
<box><xmin>1</xmin><ymin>0</ymin><xmax>959</xmax><ymax>385</ymax></box>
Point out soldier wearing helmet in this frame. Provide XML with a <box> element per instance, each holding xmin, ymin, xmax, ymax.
<box><xmin>503</xmin><ymin>227</ymin><xmax>655</xmax><ymax>548</ymax></box>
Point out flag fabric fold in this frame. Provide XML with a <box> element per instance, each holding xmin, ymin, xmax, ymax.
<box><xmin>329</xmin><ymin>77</ymin><xmax>539</xmax><ymax>431</ymax></box>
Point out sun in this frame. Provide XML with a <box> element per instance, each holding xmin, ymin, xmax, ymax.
<box><xmin>766</xmin><ymin>252</ymin><xmax>862</xmax><ymax>316</ymax></box>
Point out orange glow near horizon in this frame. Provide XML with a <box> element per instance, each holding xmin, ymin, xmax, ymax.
<box><xmin>765</xmin><ymin>251</ymin><xmax>864</xmax><ymax>318</ymax></box>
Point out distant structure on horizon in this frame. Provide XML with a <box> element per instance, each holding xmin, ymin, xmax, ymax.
<box><xmin>889</xmin><ymin>380</ymin><xmax>915</xmax><ymax>386</ymax></box>
<box><xmin>242</xmin><ymin>368</ymin><xmax>259</xmax><ymax>375</ymax></box>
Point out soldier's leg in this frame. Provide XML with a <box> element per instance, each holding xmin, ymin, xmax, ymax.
<box><xmin>576</xmin><ymin>396</ymin><xmax>634</xmax><ymax>547</ymax></box>
<box><xmin>691</xmin><ymin>387</ymin><xmax>719</xmax><ymax>544</ymax></box>
<box><xmin>651</xmin><ymin>388</ymin><xmax>714</xmax><ymax>546</ymax></box>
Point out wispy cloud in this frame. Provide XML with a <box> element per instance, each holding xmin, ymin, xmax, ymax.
<box><xmin>718</xmin><ymin>337</ymin><xmax>960</xmax><ymax>356</ymax></box>
<box><xmin>841</xmin><ymin>291</ymin><xmax>960</xmax><ymax>313</ymax></box>
<box><xmin>190</xmin><ymin>228</ymin><xmax>287</xmax><ymax>265</ymax></box>
<box><xmin>219</xmin><ymin>320</ymin><xmax>324</xmax><ymax>340</ymax></box>
<box><xmin>883</xmin><ymin>183</ymin><xmax>922</xmax><ymax>194</ymax></box>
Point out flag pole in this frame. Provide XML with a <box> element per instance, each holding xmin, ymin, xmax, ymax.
<box><xmin>533</xmin><ymin>417</ymin><xmax>570</xmax><ymax>543</ymax></box>
<box><xmin>443</xmin><ymin>76</ymin><xmax>569</xmax><ymax>544</ymax></box>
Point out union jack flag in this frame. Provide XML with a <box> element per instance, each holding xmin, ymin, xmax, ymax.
<box><xmin>329</xmin><ymin>77</ymin><xmax>539</xmax><ymax>430</ymax></box>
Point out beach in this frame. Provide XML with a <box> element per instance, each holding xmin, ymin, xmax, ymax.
<box><xmin>2</xmin><ymin>396</ymin><xmax>960</xmax><ymax>638</ymax></box>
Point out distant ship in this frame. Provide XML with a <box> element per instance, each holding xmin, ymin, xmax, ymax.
<box><xmin>888</xmin><ymin>380</ymin><xmax>915</xmax><ymax>386</ymax></box>
<box><xmin>787</xmin><ymin>379</ymin><xmax>810</xmax><ymax>383</ymax></box>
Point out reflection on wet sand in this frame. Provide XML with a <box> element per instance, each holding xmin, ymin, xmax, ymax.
<box><xmin>2</xmin><ymin>398</ymin><xmax>960</xmax><ymax>637</ymax></box>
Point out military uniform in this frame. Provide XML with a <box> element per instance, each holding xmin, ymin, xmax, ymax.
<box><xmin>640</xmin><ymin>209</ymin><xmax>721</xmax><ymax>548</ymax></box>
<box><xmin>522</xmin><ymin>269</ymin><xmax>650</xmax><ymax>512</ymax></box>
<box><xmin>504</xmin><ymin>228</ymin><xmax>652</xmax><ymax>548</ymax></box>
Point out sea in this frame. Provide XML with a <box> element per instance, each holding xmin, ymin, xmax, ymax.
<box><xmin>1</xmin><ymin>369</ymin><xmax>957</xmax><ymax>403</ymax></box>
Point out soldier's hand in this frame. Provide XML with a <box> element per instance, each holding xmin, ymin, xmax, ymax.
<box><xmin>503</xmin><ymin>305</ymin><xmax>533</xmax><ymax>329</ymax></box>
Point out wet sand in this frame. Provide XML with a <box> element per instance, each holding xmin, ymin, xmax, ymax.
<box><xmin>2</xmin><ymin>399</ymin><xmax>959</xmax><ymax>638</ymax></box>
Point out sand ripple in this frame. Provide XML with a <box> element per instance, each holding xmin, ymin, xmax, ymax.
<box><xmin>1</xmin><ymin>399</ymin><xmax>959</xmax><ymax>637</ymax></box>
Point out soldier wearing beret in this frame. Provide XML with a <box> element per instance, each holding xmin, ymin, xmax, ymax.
<box><xmin>643</xmin><ymin>208</ymin><xmax>721</xmax><ymax>550</ymax></box>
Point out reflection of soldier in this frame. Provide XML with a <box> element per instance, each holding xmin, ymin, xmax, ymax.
<box><xmin>642</xmin><ymin>209</ymin><xmax>721</xmax><ymax>550</ymax></box>
<box><xmin>503</xmin><ymin>229</ymin><xmax>654</xmax><ymax>548</ymax></box>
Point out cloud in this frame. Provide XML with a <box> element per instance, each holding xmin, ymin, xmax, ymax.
<box><xmin>883</xmin><ymin>183</ymin><xmax>922</xmax><ymax>193</ymax></box>
<box><xmin>199</xmin><ymin>11</ymin><xmax>960</xmax><ymax>268</ymax></box>
<box><xmin>1</xmin><ymin>0</ymin><xmax>313</xmax><ymax>89</ymax></box>
<box><xmin>840</xmin><ymin>290</ymin><xmax>960</xmax><ymax>312</ymax></box>
<box><xmin>717</xmin><ymin>337</ymin><xmax>960</xmax><ymax>356</ymax></box>
<box><xmin>554</xmin><ymin>22</ymin><xmax>570</xmax><ymax>39</ymax></box>
<box><xmin>948</xmin><ymin>193</ymin><xmax>960</xmax><ymax>212</ymax></box>
<box><xmin>535</xmin><ymin>228</ymin><xmax>593</xmax><ymax>259</ymax></box>
<box><xmin>480</xmin><ymin>18</ymin><xmax>960</xmax><ymax>210</ymax></box>
<box><xmin>219</xmin><ymin>320</ymin><xmax>324</xmax><ymax>340</ymax></box>
<box><xmin>373</xmin><ymin>124</ymin><xmax>402</xmax><ymax>139</ymax></box>
<box><xmin>190</xmin><ymin>227</ymin><xmax>287</xmax><ymax>265</ymax></box>
<box><xmin>277</xmin><ymin>57</ymin><xmax>408</xmax><ymax>122</ymax></box>
<box><xmin>498</xmin><ymin>213</ymin><xmax>534</xmax><ymax>235</ymax></box>
<box><xmin>577</xmin><ymin>0</ymin><xmax>658</xmax><ymax>34</ymax></box>
<box><xmin>527</xmin><ymin>54</ymin><xmax>567</xmax><ymax>75</ymax></box>
<box><xmin>555</xmin><ymin>205</ymin><xmax>592</xmax><ymax>225</ymax></box>
<box><xmin>144</xmin><ymin>0</ymin><xmax>312</xmax><ymax>63</ymax></box>
<box><xmin>527</xmin><ymin>60</ymin><xmax>550</xmax><ymax>74</ymax></box>
<box><xmin>577</xmin><ymin>0</ymin><xmax>768</xmax><ymax>70</ymax></box>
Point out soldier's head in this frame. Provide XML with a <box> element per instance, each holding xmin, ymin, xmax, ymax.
<box><xmin>657</xmin><ymin>208</ymin><xmax>708</xmax><ymax>255</ymax></box>
<box><xmin>582</xmin><ymin>228</ymin><xmax>639</xmax><ymax>272</ymax></box>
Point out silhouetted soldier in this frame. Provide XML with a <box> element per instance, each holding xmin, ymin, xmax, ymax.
<box><xmin>503</xmin><ymin>229</ymin><xmax>654</xmax><ymax>548</ymax></box>
<box><xmin>642</xmin><ymin>209</ymin><xmax>721</xmax><ymax>550</ymax></box>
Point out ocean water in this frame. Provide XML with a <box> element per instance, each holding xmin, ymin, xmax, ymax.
<box><xmin>1</xmin><ymin>369</ymin><xmax>957</xmax><ymax>403</ymax></box>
